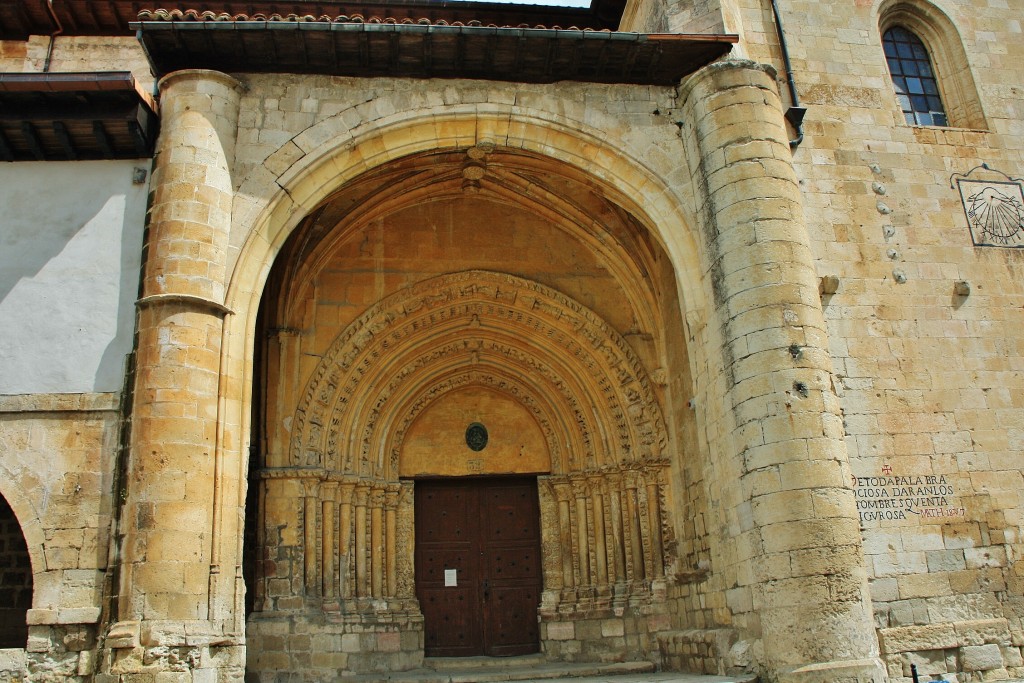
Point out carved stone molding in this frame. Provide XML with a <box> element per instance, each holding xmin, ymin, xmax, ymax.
<box><xmin>291</xmin><ymin>270</ymin><xmax>668</xmax><ymax>479</ymax></box>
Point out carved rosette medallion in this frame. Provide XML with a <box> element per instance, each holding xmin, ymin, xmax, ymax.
<box><xmin>465</xmin><ymin>422</ymin><xmax>488</xmax><ymax>451</ymax></box>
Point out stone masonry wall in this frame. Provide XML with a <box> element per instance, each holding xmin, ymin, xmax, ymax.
<box><xmin>2</xmin><ymin>0</ymin><xmax>1024</xmax><ymax>678</ymax></box>
<box><xmin>0</xmin><ymin>36</ymin><xmax>153</xmax><ymax>91</ymax></box>
<box><xmin>736</xmin><ymin>0</ymin><xmax>1024</xmax><ymax>680</ymax></box>
<box><xmin>0</xmin><ymin>393</ymin><xmax>120</xmax><ymax>683</ymax></box>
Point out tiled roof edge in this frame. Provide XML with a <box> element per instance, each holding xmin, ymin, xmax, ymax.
<box><xmin>135</xmin><ymin>8</ymin><xmax>608</xmax><ymax>31</ymax></box>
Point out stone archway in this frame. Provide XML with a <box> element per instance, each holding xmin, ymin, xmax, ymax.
<box><xmin>244</xmin><ymin>142</ymin><xmax>694</xmax><ymax>679</ymax></box>
<box><xmin>0</xmin><ymin>493</ymin><xmax>32</xmax><ymax>648</ymax></box>
<box><xmin>217</xmin><ymin>110</ymin><xmax>714</xmax><ymax>668</ymax></box>
<box><xmin>290</xmin><ymin>270</ymin><xmax>667</xmax><ymax>477</ymax></box>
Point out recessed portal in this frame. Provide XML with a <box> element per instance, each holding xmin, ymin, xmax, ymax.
<box><xmin>245</xmin><ymin>146</ymin><xmax>698</xmax><ymax>680</ymax></box>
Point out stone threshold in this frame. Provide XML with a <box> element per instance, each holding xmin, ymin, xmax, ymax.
<box><xmin>343</xmin><ymin>655</ymin><xmax>758</xmax><ymax>682</ymax></box>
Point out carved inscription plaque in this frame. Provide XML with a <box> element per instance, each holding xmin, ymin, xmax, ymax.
<box><xmin>854</xmin><ymin>467</ymin><xmax>963</xmax><ymax>524</ymax></box>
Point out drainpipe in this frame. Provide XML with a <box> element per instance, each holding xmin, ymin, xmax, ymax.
<box><xmin>43</xmin><ymin>0</ymin><xmax>64</xmax><ymax>72</ymax></box>
<box><xmin>769</xmin><ymin>0</ymin><xmax>807</xmax><ymax>149</ymax></box>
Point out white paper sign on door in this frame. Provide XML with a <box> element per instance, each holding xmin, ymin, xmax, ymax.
<box><xmin>444</xmin><ymin>569</ymin><xmax>457</xmax><ymax>587</ymax></box>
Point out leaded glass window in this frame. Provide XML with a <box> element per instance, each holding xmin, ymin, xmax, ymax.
<box><xmin>883</xmin><ymin>26</ymin><xmax>948</xmax><ymax>127</ymax></box>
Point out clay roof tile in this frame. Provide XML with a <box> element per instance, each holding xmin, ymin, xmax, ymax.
<box><xmin>136</xmin><ymin>7</ymin><xmax>574</xmax><ymax>31</ymax></box>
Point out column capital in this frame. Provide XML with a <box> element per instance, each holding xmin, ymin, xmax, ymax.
<box><xmin>677</xmin><ymin>58</ymin><xmax>778</xmax><ymax>106</ymax></box>
<box><xmin>158</xmin><ymin>69</ymin><xmax>244</xmax><ymax>96</ymax></box>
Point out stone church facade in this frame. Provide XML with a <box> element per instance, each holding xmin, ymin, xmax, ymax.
<box><xmin>0</xmin><ymin>1</ymin><xmax>1022</xmax><ymax>682</ymax></box>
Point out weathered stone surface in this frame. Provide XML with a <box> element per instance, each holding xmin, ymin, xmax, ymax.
<box><xmin>880</xmin><ymin>624</ymin><xmax>959</xmax><ymax>654</ymax></box>
<box><xmin>961</xmin><ymin>644</ymin><xmax>1004</xmax><ymax>672</ymax></box>
<box><xmin>954</xmin><ymin>619</ymin><xmax>1012</xmax><ymax>647</ymax></box>
<box><xmin>2</xmin><ymin>1</ymin><xmax>1024</xmax><ymax>681</ymax></box>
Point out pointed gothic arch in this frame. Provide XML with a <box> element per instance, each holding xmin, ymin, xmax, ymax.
<box><xmin>877</xmin><ymin>0</ymin><xmax>986</xmax><ymax>129</ymax></box>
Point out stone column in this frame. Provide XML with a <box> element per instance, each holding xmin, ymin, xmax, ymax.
<box><xmin>589</xmin><ymin>476</ymin><xmax>609</xmax><ymax>588</ymax></box>
<box><xmin>354</xmin><ymin>483</ymin><xmax>369</xmax><ymax>597</ymax></box>
<box><xmin>322</xmin><ymin>483</ymin><xmax>338</xmax><ymax>601</ymax></box>
<box><xmin>572</xmin><ymin>477</ymin><xmax>592</xmax><ymax>586</ymax></box>
<box><xmin>607</xmin><ymin>474</ymin><xmax>627</xmax><ymax>586</ymax></box>
<box><xmin>553</xmin><ymin>481</ymin><xmax>575</xmax><ymax>591</ymax></box>
<box><xmin>624</xmin><ymin>471</ymin><xmax>644</xmax><ymax>582</ymax></box>
<box><xmin>338</xmin><ymin>482</ymin><xmax>355</xmax><ymax>598</ymax></box>
<box><xmin>643</xmin><ymin>472</ymin><xmax>665</xmax><ymax>580</ymax></box>
<box><xmin>678</xmin><ymin>60</ymin><xmax>885</xmax><ymax>683</ymax></box>
<box><xmin>109</xmin><ymin>69</ymin><xmax>242</xmax><ymax>660</ymax></box>
<box><xmin>395</xmin><ymin>482</ymin><xmax>416</xmax><ymax>600</ymax></box>
<box><xmin>370</xmin><ymin>487</ymin><xmax>384</xmax><ymax>597</ymax></box>
<box><xmin>303</xmin><ymin>479</ymin><xmax>320</xmax><ymax>597</ymax></box>
<box><xmin>385</xmin><ymin>486</ymin><xmax>399</xmax><ymax>597</ymax></box>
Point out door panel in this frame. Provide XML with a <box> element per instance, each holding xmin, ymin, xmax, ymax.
<box><xmin>418</xmin><ymin>585</ymin><xmax>480</xmax><ymax>654</ymax></box>
<box><xmin>415</xmin><ymin>484</ymin><xmax>481</xmax><ymax>656</ymax></box>
<box><xmin>484</xmin><ymin>584</ymin><xmax>541</xmax><ymax>655</ymax></box>
<box><xmin>415</xmin><ymin>478</ymin><xmax>541</xmax><ymax>657</ymax></box>
<box><xmin>480</xmin><ymin>482</ymin><xmax>541</xmax><ymax>655</ymax></box>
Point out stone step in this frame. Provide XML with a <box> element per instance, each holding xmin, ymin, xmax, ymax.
<box><xmin>344</xmin><ymin>657</ymin><xmax>758</xmax><ymax>683</ymax></box>
<box><xmin>423</xmin><ymin>655</ymin><xmax>565</xmax><ymax>675</ymax></box>
<box><xmin>435</xmin><ymin>658</ymin><xmax>655</xmax><ymax>681</ymax></box>
<box><xmin>423</xmin><ymin>654</ymin><xmax>551</xmax><ymax>673</ymax></box>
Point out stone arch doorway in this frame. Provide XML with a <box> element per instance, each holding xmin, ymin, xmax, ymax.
<box><xmin>244</xmin><ymin>145</ymin><xmax>699</xmax><ymax>680</ymax></box>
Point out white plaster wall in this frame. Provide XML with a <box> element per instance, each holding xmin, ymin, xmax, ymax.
<box><xmin>0</xmin><ymin>160</ymin><xmax>147</xmax><ymax>394</ymax></box>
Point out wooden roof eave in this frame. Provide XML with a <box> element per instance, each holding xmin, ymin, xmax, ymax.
<box><xmin>132</xmin><ymin>19</ymin><xmax>737</xmax><ymax>86</ymax></box>
<box><xmin>0</xmin><ymin>71</ymin><xmax>159</xmax><ymax>162</ymax></box>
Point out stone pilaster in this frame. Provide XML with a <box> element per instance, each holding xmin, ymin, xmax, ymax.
<box><xmin>104</xmin><ymin>69</ymin><xmax>242</xmax><ymax>679</ymax></box>
<box><xmin>678</xmin><ymin>59</ymin><xmax>886</xmax><ymax>683</ymax></box>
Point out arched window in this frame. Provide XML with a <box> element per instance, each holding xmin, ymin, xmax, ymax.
<box><xmin>883</xmin><ymin>26</ymin><xmax>948</xmax><ymax>126</ymax></box>
<box><xmin>878</xmin><ymin>1</ymin><xmax>986</xmax><ymax>130</ymax></box>
<box><xmin>0</xmin><ymin>495</ymin><xmax>32</xmax><ymax>648</ymax></box>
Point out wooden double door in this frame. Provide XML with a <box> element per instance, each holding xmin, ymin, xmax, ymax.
<box><xmin>414</xmin><ymin>477</ymin><xmax>542</xmax><ymax>657</ymax></box>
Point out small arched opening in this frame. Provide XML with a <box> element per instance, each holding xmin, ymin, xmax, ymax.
<box><xmin>0</xmin><ymin>494</ymin><xmax>32</xmax><ymax>648</ymax></box>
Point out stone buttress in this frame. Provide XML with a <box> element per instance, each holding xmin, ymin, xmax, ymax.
<box><xmin>677</xmin><ymin>59</ymin><xmax>888</xmax><ymax>683</ymax></box>
<box><xmin>100</xmin><ymin>70</ymin><xmax>244</xmax><ymax>683</ymax></box>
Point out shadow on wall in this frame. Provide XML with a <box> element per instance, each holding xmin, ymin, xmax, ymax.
<box><xmin>0</xmin><ymin>161</ymin><xmax>147</xmax><ymax>394</ymax></box>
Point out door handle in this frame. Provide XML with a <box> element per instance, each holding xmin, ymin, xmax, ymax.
<box><xmin>482</xmin><ymin>578</ymin><xmax>490</xmax><ymax>600</ymax></box>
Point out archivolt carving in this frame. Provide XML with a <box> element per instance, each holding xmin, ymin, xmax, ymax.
<box><xmin>261</xmin><ymin>272</ymin><xmax>676</xmax><ymax>616</ymax></box>
<box><xmin>290</xmin><ymin>271</ymin><xmax>668</xmax><ymax>478</ymax></box>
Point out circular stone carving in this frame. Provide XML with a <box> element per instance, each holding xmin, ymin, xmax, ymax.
<box><xmin>465</xmin><ymin>422</ymin><xmax>488</xmax><ymax>452</ymax></box>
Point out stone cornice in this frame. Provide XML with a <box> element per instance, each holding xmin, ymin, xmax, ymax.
<box><xmin>136</xmin><ymin>293</ymin><xmax>234</xmax><ymax>317</ymax></box>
